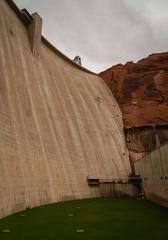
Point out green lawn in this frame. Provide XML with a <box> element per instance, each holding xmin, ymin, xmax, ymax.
<box><xmin>0</xmin><ymin>198</ymin><xmax>168</xmax><ymax>240</ymax></box>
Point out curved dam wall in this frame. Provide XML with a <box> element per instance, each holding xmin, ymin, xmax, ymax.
<box><xmin>0</xmin><ymin>0</ymin><xmax>133</xmax><ymax>218</ymax></box>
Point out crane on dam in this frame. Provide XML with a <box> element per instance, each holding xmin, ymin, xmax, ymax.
<box><xmin>73</xmin><ymin>55</ymin><xmax>82</xmax><ymax>66</ymax></box>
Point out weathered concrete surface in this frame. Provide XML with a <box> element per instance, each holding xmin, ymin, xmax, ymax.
<box><xmin>0</xmin><ymin>0</ymin><xmax>134</xmax><ymax>218</ymax></box>
<box><xmin>135</xmin><ymin>144</ymin><xmax>168</xmax><ymax>207</ymax></box>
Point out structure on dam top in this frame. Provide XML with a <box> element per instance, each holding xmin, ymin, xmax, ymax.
<box><xmin>0</xmin><ymin>0</ymin><xmax>167</xmax><ymax>218</ymax></box>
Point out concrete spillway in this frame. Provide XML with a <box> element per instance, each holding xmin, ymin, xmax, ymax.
<box><xmin>0</xmin><ymin>0</ymin><xmax>136</xmax><ymax>218</ymax></box>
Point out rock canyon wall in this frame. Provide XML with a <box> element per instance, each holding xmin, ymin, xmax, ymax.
<box><xmin>100</xmin><ymin>53</ymin><xmax>168</xmax><ymax>162</ymax></box>
<box><xmin>99</xmin><ymin>53</ymin><xmax>168</xmax><ymax>127</ymax></box>
<box><xmin>100</xmin><ymin>51</ymin><xmax>168</xmax><ymax>206</ymax></box>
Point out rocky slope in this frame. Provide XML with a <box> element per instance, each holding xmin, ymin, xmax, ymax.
<box><xmin>100</xmin><ymin>52</ymin><xmax>168</xmax><ymax>128</ymax></box>
<box><xmin>99</xmin><ymin>52</ymin><xmax>168</xmax><ymax>162</ymax></box>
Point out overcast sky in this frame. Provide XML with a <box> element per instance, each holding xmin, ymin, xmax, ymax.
<box><xmin>15</xmin><ymin>0</ymin><xmax>168</xmax><ymax>73</ymax></box>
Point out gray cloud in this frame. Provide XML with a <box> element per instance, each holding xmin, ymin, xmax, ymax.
<box><xmin>15</xmin><ymin>0</ymin><xmax>168</xmax><ymax>72</ymax></box>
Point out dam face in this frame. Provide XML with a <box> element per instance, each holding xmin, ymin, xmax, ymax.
<box><xmin>0</xmin><ymin>0</ymin><xmax>135</xmax><ymax>218</ymax></box>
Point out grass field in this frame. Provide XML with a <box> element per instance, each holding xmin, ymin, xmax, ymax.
<box><xmin>0</xmin><ymin>198</ymin><xmax>168</xmax><ymax>240</ymax></box>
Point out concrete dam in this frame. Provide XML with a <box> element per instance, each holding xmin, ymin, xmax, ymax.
<box><xmin>0</xmin><ymin>0</ymin><xmax>167</xmax><ymax>218</ymax></box>
<box><xmin>0</xmin><ymin>0</ymin><xmax>136</xmax><ymax>218</ymax></box>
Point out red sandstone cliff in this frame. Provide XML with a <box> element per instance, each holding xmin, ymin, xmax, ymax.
<box><xmin>99</xmin><ymin>52</ymin><xmax>168</xmax><ymax>162</ymax></box>
<box><xmin>99</xmin><ymin>52</ymin><xmax>168</xmax><ymax>128</ymax></box>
